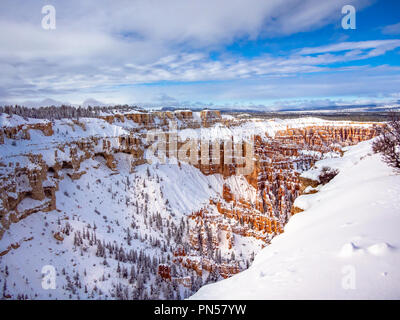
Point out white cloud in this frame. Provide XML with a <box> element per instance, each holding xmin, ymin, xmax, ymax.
<box><xmin>1</xmin><ymin>0</ymin><xmax>398</xmax><ymax>108</ymax></box>
<box><xmin>2</xmin><ymin>39</ymin><xmax>398</xmax><ymax>99</ymax></box>
<box><xmin>299</xmin><ymin>39</ymin><xmax>400</xmax><ymax>55</ymax></box>
<box><xmin>382</xmin><ymin>22</ymin><xmax>400</xmax><ymax>35</ymax></box>
<box><xmin>0</xmin><ymin>0</ymin><xmax>371</xmax><ymax>46</ymax></box>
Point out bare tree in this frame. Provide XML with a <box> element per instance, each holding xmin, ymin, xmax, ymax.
<box><xmin>318</xmin><ymin>166</ymin><xmax>339</xmax><ymax>185</ymax></box>
<box><xmin>372</xmin><ymin>112</ymin><xmax>400</xmax><ymax>173</ymax></box>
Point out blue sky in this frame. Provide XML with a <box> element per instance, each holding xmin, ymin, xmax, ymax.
<box><xmin>0</xmin><ymin>0</ymin><xmax>400</xmax><ymax>110</ymax></box>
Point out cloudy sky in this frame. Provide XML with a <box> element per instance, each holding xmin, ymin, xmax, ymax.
<box><xmin>0</xmin><ymin>0</ymin><xmax>400</xmax><ymax>110</ymax></box>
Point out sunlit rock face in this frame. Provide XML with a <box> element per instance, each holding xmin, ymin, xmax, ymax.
<box><xmin>0</xmin><ymin>111</ymin><xmax>378</xmax><ymax>299</ymax></box>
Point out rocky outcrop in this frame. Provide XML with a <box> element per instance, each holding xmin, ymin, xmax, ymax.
<box><xmin>200</xmin><ymin>110</ymin><xmax>222</xmax><ymax>128</ymax></box>
<box><xmin>158</xmin><ymin>264</ymin><xmax>172</xmax><ymax>280</ymax></box>
<box><xmin>274</xmin><ymin>126</ymin><xmax>378</xmax><ymax>148</ymax></box>
<box><xmin>0</xmin><ymin>236</ymin><xmax>33</xmax><ymax>257</ymax></box>
<box><xmin>0</xmin><ymin>122</ymin><xmax>53</xmax><ymax>142</ymax></box>
<box><xmin>98</xmin><ymin>110</ymin><xmax>205</xmax><ymax>131</ymax></box>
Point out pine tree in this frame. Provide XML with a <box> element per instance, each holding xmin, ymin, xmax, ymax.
<box><xmin>2</xmin><ymin>280</ymin><xmax>7</xmax><ymax>297</ymax></box>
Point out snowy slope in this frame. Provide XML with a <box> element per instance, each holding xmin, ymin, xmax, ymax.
<box><xmin>191</xmin><ymin>140</ymin><xmax>400</xmax><ymax>299</ymax></box>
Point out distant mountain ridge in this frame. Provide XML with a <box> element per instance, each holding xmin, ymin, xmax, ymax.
<box><xmin>1</xmin><ymin>99</ymin><xmax>399</xmax><ymax>114</ymax></box>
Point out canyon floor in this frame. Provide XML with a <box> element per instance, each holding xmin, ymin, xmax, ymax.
<box><xmin>0</xmin><ymin>109</ymin><xmax>396</xmax><ymax>299</ymax></box>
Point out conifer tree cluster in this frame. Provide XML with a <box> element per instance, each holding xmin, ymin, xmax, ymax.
<box><xmin>0</xmin><ymin>105</ymin><xmax>146</xmax><ymax>120</ymax></box>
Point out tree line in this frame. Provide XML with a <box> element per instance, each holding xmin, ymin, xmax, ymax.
<box><xmin>0</xmin><ymin>104</ymin><xmax>146</xmax><ymax>120</ymax></box>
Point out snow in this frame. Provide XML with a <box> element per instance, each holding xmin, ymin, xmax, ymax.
<box><xmin>0</xmin><ymin>152</ymin><xmax>261</xmax><ymax>299</ymax></box>
<box><xmin>191</xmin><ymin>140</ymin><xmax>400</xmax><ymax>299</ymax></box>
<box><xmin>176</xmin><ymin>117</ymin><xmax>375</xmax><ymax>143</ymax></box>
<box><xmin>1</xmin><ymin>112</ymin><xmax>388</xmax><ymax>299</ymax></box>
<box><xmin>0</xmin><ymin>157</ymin><xmax>190</xmax><ymax>299</ymax></box>
<box><xmin>0</xmin><ymin>114</ymin><xmax>49</xmax><ymax>127</ymax></box>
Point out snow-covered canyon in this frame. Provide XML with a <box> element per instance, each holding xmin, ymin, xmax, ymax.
<box><xmin>0</xmin><ymin>109</ymin><xmax>383</xmax><ymax>299</ymax></box>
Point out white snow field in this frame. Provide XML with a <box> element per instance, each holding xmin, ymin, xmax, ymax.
<box><xmin>191</xmin><ymin>140</ymin><xmax>400</xmax><ymax>299</ymax></box>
